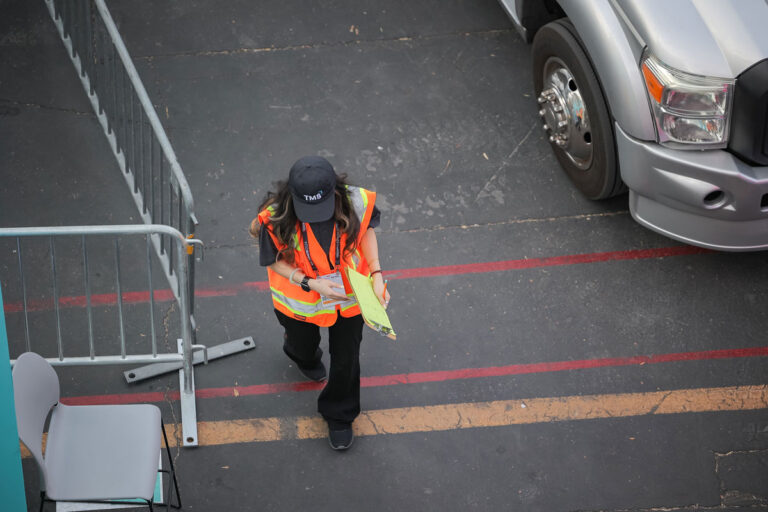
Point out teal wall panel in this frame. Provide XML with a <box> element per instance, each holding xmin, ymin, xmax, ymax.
<box><xmin>0</xmin><ymin>285</ymin><xmax>28</xmax><ymax>511</ymax></box>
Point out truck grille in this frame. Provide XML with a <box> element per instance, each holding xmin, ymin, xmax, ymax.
<box><xmin>728</xmin><ymin>58</ymin><xmax>768</xmax><ymax>167</ymax></box>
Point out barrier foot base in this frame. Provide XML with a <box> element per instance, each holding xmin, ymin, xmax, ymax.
<box><xmin>124</xmin><ymin>336</ymin><xmax>255</xmax><ymax>383</ymax></box>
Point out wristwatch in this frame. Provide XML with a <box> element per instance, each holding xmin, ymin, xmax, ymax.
<box><xmin>300</xmin><ymin>276</ymin><xmax>311</xmax><ymax>292</ymax></box>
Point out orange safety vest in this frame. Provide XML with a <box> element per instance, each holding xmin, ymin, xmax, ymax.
<box><xmin>258</xmin><ymin>185</ymin><xmax>377</xmax><ymax>327</ymax></box>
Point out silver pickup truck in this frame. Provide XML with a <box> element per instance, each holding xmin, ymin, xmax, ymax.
<box><xmin>499</xmin><ymin>0</ymin><xmax>768</xmax><ymax>251</ymax></box>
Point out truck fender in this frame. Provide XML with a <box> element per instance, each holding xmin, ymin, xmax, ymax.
<box><xmin>555</xmin><ymin>0</ymin><xmax>656</xmax><ymax>141</ymax></box>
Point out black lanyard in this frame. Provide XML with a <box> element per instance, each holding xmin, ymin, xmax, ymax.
<box><xmin>300</xmin><ymin>222</ymin><xmax>341</xmax><ymax>272</ymax></box>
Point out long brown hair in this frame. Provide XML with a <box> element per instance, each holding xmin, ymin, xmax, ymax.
<box><xmin>249</xmin><ymin>174</ymin><xmax>361</xmax><ymax>264</ymax></box>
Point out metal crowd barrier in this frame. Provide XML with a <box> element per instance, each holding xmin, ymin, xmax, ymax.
<box><xmin>44</xmin><ymin>0</ymin><xmax>198</xmax><ymax>312</ymax></box>
<box><xmin>38</xmin><ymin>0</ymin><xmax>256</xmax><ymax>446</ymax></box>
<box><xmin>2</xmin><ymin>225</ymin><xmax>205</xmax><ymax>446</ymax></box>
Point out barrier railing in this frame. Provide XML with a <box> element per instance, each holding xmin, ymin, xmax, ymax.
<box><xmin>44</xmin><ymin>0</ymin><xmax>198</xmax><ymax>311</ymax></box>
<box><xmin>35</xmin><ymin>0</ymin><xmax>256</xmax><ymax>446</ymax></box>
<box><xmin>1</xmin><ymin>225</ymin><xmax>206</xmax><ymax>446</ymax></box>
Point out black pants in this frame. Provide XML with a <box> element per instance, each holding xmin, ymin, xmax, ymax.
<box><xmin>274</xmin><ymin>309</ymin><xmax>364</xmax><ymax>428</ymax></box>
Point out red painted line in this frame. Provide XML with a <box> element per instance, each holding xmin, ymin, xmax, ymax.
<box><xmin>2</xmin><ymin>283</ymin><xmax>268</xmax><ymax>313</ymax></box>
<box><xmin>4</xmin><ymin>246</ymin><xmax>709</xmax><ymax>313</ymax></box>
<box><xmin>3</xmin><ymin>289</ymin><xmax>178</xmax><ymax>314</ymax></box>
<box><xmin>60</xmin><ymin>390</ymin><xmax>177</xmax><ymax>406</ymax></box>
<box><xmin>383</xmin><ymin>245</ymin><xmax>709</xmax><ymax>280</ymax></box>
<box><xmin>59</xmin><ymin>345</ymin><xmax>768</xmax><ymax>406</ymax></box>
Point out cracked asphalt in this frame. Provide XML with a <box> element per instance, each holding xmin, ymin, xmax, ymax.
<box><xmin>2</xmin><ymin>0</ymin><xmax>768</xmax><ymax>510</ymax></box>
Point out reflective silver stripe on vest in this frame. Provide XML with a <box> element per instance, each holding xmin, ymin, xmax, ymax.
<box><xmin>271</xmin><ymin>287</ymin><xmax>357</xmax><ymax>316</ymax></box>
<box><xmin>346</xmin><ymin>185</ymin><xmax>368</xmax><ymax>221</ymax></box>
<box><xmin>271</xmin><ymin>287</ymin><xmax>335</xmax><ymax>317</ymax></box>
<box><xmin>345</xmin><ymin>187</ymin><xmax>366</xmax><ymax>270</ymax></box>
<box><xmin>340</xmin><ymin>298</ymin><xmax>359</xmax><ymax>312</ymax></box>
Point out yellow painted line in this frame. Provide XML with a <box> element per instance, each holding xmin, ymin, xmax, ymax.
<box><xmin>297</xmin><ymin>384</ymin><xmax>768</xmax><ymax>440</ymax></box>
<box><xmin>21</xmin><ymin>385</ymin><xmax>768</xmax><ymax>456</ymax></box>
<box><xmin>174</xmin><ymin>417</ymin><xmax>283</xmax><ymax>446</ymax></box>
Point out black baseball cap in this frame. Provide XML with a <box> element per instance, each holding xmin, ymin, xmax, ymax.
<box><xmin>288</xmin><ymin>156</ymin><xmax>337</xmax><ymax>222</ymax></box>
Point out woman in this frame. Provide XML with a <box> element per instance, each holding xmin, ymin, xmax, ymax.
<box><xmin>250</xmin><ymin>156</ymin><xmax>390</xmax><ymax>450</ymax></box>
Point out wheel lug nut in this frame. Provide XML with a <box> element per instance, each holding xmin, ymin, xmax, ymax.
<box><xmin>538</xmin><ymin>109</ymin><xmax>546</xmax><ymax>117</ymax></box>
<box><xmin>542</xmin><ymin>123</ymin><xmax>549</xmax><ymax>131</ymax></box>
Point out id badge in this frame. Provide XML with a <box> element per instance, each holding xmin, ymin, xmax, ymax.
<box><xmin>318</xmin><ymin>271</ymin><xmax>352</xmax><ymax>307</ymax></box>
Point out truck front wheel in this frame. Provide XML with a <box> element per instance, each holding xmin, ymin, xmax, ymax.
<box><xmin>532</xmin><ymin>19</ymin><xmax>624</xmax><ymax>199</ymax></box>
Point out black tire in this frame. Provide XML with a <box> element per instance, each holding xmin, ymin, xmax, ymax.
<box><xmin>532</xmin><ymin>19</ymin><xmax>625</xmax><ymax>200</ymax></box>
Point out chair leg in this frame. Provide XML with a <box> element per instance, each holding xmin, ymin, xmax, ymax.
<box><xmin>161</xmin><ymin>420</ymin><xmax>182</xmax><ymax>509</ymax></box>
<box><xmin>39</xmin><ymin>485</ymin><xmax>158</xmax><ymax>511</ymax></box>
<box><xmin>165</xmin><ymin>468</ymin><xmax>172</xmax><ymax>511</ymax></box>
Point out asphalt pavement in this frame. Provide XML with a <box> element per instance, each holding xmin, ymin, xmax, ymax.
<box><xmin>1</xmin><ymin>0</ymin><xmax>768</xmax><ymax>511</ymax></box>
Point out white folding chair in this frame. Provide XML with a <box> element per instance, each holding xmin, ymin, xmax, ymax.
<box><xmin>12</xmin><ymin>352</ymin><xmax>181</xmax><ymax>511</ymax></box>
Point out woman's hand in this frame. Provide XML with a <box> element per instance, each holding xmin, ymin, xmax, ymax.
<box><xmin>310</xmin><ymin>278</ymin><xmax>348</xmax><ymax>300</ymax></box>
<box><xmin>372</xmin><ymin>273</ymin><xmax>390</xmax><ymax>308</ymax></box>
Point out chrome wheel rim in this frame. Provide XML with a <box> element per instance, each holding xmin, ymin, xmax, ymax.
<box><xmin>538</xmin><ymin>57</ymin><xmax>593</xmax><ymax>170</ymax></box>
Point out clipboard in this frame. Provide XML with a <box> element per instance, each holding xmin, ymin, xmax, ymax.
<box><xmin>345</xmin><ymin>267</ymin><xmax>396</xmax><ymax>340</ymax></box>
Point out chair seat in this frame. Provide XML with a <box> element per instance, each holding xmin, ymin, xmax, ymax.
<box><xmin>44</xmin><ymin>403</ymin><xmax>161</xmax><ymax>502</ymax></box>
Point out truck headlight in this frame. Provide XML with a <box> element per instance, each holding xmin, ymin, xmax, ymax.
<box><xmin>641</xmin><ymin>52</ymin><xmax>734</xmax><ymax>148</ymax></box>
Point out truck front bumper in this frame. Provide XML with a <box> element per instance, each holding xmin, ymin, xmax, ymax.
<box><xmin>616</xmin><ymin>124</ymin><xmax>768</xmax><ymax>251</ymax></box>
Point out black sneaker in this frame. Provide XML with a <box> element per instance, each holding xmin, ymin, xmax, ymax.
<box><xmin>283</xmin><ymin>343</ymin><xmax>327</xmax><ymax>382</ymax></box>
<box><xmin>328</xmin><ymin>426</ymin><xmax>354</xmax><ymax>450</ymax></box>
<box><xmin>296</xmin><ymin>360</ymin><xmax>327</xmax><ymax>382</ymax></box>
